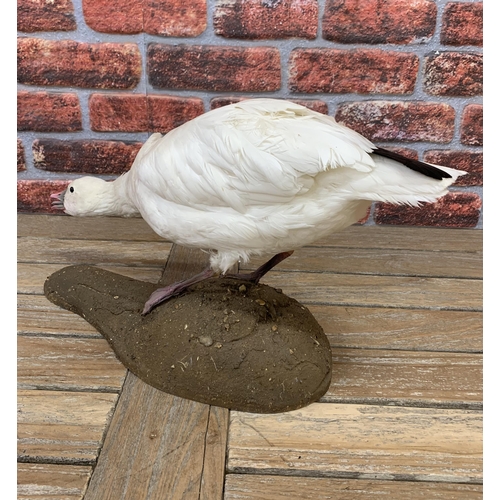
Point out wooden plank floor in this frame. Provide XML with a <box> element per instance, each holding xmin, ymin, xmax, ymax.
<box><xmin>17</xmin><ymin>214</ymin><xmax>483</xmax><ymax>499</ymax></box>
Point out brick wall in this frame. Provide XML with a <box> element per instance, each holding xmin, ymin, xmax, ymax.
<box><xmin>17</xmin><ymin>0</ymin><xmax>483</xmax><ymax>228</ymax></box>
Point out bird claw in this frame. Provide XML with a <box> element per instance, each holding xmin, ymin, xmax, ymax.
<box><xmin>141</xmin><ymin>284</ymin><xmax>184</xmax><ymax>315</ymax></box>
<box><xmin>141</xmin><ymin>267</ymin><xmax>215</xmax><ymax>315</ymax></box>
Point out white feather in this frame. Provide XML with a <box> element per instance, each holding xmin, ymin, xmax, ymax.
<box><xmin>60</xmin><ymin>99</ymin><xmax>466</xmax><ymax>274</ymax></box>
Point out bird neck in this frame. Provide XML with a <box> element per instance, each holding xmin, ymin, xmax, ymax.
<box><xmin>106</xmin><ymin>173</ymin><xmax>140</xmax><ymax>217</ymax></box>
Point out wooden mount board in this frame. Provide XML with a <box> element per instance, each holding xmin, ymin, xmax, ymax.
<box><xmin>83</xmin><ymin>245</ymin><xmax>230</xmax><ymax>500</ymax></box>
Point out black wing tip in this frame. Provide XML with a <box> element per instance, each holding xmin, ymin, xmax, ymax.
<box><xmin>373</xmin><ymin>147</ymin><xmax>452</xmax><ymax>180</ymax></box>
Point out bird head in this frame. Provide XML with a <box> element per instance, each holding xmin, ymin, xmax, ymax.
<box><xmin>51</xmin><ymin>177</ymin><xmax>114</xmax><ymax>216</ymax></box>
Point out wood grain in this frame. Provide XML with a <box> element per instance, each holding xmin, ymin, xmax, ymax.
<box><xmin>324</xmin><ymin>348</ymin><xmax>482</xmax><ymax>408</ymax></box>
<box><xmin>312</xmin><ymin>226</ymin><xmax>482</xmax><ymax>253</ymax></box>
<box><xmin>227</xmin><ymin>403</ymin><xmax>482</xmax><ymax>483</ymax></box>
<box><xmin>84</xmin><ymin>373</ymin><xmax>209</xmax><ymax>499</ymax></box>
<box><xmin>309</xmin><ymin>305</ymin><xmax>482</xmax><ymax>352</ymax></box>
<box><xmin>17</xmin><ymin>463</ymin><xmax>92</xmax><ymax>500</ymax></box>
<box><xmin>17</xmin><ymin>215</ymin><xmax>482</xmax><ymax>253</ymax></box>
<box><xmin>17</xmin><ymin>292</ymin><xmax>483</xmax><ymax>353</ymax></box>
<box><xmin>18</xmin><ymin>263</ymin><xmax>162</xmax><ymax>295</ymax></box>
<box><xmin>18</xmin><ymin>236</ymin><xmax>171</xmax><ymax>267</ymax></box>
<box><xmin>18</xmin><ymin>294</ymin><xmax>100</xmax><ymax>337</ymax></box>
<box><xmin>224</xmin><ymin>474</ymin><xmax>483</xmax><ymax>499</ymax></box>
<box><xmin>18</xmin><ymin>335</ymin><xmax>126</xmax><ymax>391</ymax></box>
<box><xmin>18</xmin><ymin>390</ymin><xmax>118</xmax><ymax>463</ymax></box>
<box><xmin>244</xmin><ymin>246</ymin><xmax>481</xmax><ymax>278</ymax></box>
<box><xmin>263</xmin><ymin>272</ymin><xmax>482</xmax><ymax>311</ymax></box>
<box><xmin>199</xmin><ymin>406</ymin><xmax>230</xmax><ymax>500</ymax></box>
<box><xmin>83</xmin><ymin>372</ymin><xmax>229</xmax><ymax>500</ymax></box>
<box><xmin>17</xmin><ymin>214</ymin><xmax>162</xmax><ymax>242</ymax></box>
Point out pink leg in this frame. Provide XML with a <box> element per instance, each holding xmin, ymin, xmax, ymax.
<box><xmin>225</xmin><ymin>251</ymin><xmax>294</xmax><ymax>283</ymax></box>
<box><xmin>142</xmin><ymin>267</ymin><xmax>214</xmax><ymax>315</ymax></box>
<box><xmin>142</xmin><ymin>251</ymin><xmax>293</xmax><ymax>315</ymax></box>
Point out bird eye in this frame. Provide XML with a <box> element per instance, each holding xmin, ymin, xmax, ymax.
<box><xmin>69</xmin><ymin>187</ymin><xmax>74</xmax><ymax>193</ymax></box>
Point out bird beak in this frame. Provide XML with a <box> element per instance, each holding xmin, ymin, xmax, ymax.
<box><xmin>50</xmin><ymin>189</ymin><xmax>66</xmax><ymax>211</ymax></box>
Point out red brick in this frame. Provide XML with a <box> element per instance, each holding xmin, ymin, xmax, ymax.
<box><xmin>424</xmin><ymin>150</ymin><xmax>483</xmax><ymax>186</ymax></box>
<box><xmin>82</xmin><ymin>0</ymin><xmax>143</xmax><ymax>33</ymax></box>
<box><xmin>89</xmin><ymin>94</ymin><xmax>204</xmax><ymax>133</ymax></box>
<box><xmin>210</xmin><ymin>96</ymin><xmax>328</xmax><ymax>114</ymax></box>
<box><xmin>17</xmin><ymin>91</ymin><xmax>82</xmax><ymax>132</ymax></box>
<box><xmin>424</xmin><ymin>51</ymin><xmax>482</xmax><ymax>96</ymax></box>
<box><xmin>17</xmin><ymin>140</ymin><xmax>26</xmax><ymax>172</ymax></box>
<box><xmin>214</xmin><ymin>0</ymin><xmax>318</xmax><ymax>39</ymax></box>
<box><xmin>289</xmin><ymin>48</ymin><xmax>418</xmax><ymax>94</ymax></box>
<box><xmin>289</xmin><ymin>99</ymin><xmax>328</xmax><ymax>114</ymax></box>
<box><xmin>82</xmin><ymin>0</ymin><xmax>207</xmax><ymax>36</ymax></box>
<box><xmin>144</xmin><ymin>0</ymin><xmax>207</xmax><ymax>37</ymax></box>
<box><xmin>18</xmin><ymin>179</ymin><xmax>70</xmax><ymax>214</ymax></box>
<box><xmin>441</xmin><ymin>2</ymin><xmax>483</xmax><ymax>46</ymax></box>
<box><xmin>33</xmin><ymin>139</ymin><xmax>143</xmax><ymax>175</ymax></box>
<box><xmin>17</xmin><ymin>38</ymin><xmax>142</xmax><ymax>89</ymax></box>
<box><xmin>18</xmin><ymin>0</ymin><xmax>76</xmax><ymax>32</ymax></box>
<box><xmin>148</xmin><ymin>44</ymin><xmax>281</xmax><ymax>92</ymax></box>
<box><xmin>335</xmin><ymin>101</ymin><xmax>455</xmax><ymax>143</ymax></box>
<box><xmin>210</xmin><ymin>96</ymin><xmax>247</xmax><ymax>109</ymax></box>
<box><xmin>374</xmin><ymin>192</ymin><xmax>481</xmax><ymax>228</ymax></box>
<box><xmin>90</xmin><ymin>94</ymin><xmax>147</xmax><ymax>132</ymax></box>
<box><xmin>460</xmin><ymin>105</ymin><xmax>483</xmax><ymax>146</ymax></box>
<box><xmin>322</xmin><ymin>0</ymin><xmax>436</xmax><ymax>44</ymax></box>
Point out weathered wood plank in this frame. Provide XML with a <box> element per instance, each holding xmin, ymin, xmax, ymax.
<box><xmin>310</xmin><ymin>305</ymin><xmax>482</xmax><ymax>352</ymax></box>
<box><xmin>17</xmin><ymin>214</ymin><xmax>483</xmax><ymax>496</ymax></box>
<box><xmin>18</xmin><ymin>336</ymin><xmax>126</xmax><ymax>392</ymax></box>
<box><xmin>324</xmin><ymin>348</ymin><xmax>482</xmax><ymax>408</ymax></box>
<box><xmin>17</xmin><ymin>297</ymin><xmax>482</xmax><ymax>351</ymax></box>
<box><xmin>18</xmin><ymin>295</ymin><xmax>100</xmax><ymax>337</ymax></box>
<box><xmin>244</xmin><ymin>247</ymin><xmax>481</xmax><ymax>278</ymax></box>
<box><xmin>224</xmin><ymin>474</ymin><xmax>483</xmax><ymax>499</ymax></box>
<box><xmin>312</xmin><ymin>226</ymin><xmax>482</xmax><ymax>253</ymax></box>
<box><xmin>83</xmin><ymin>372</ymin><xmax>223</xmax><ymax>500</ymax></box>
<box><xmin>18</xmin><ymin>263</ymin><xmax>162</xmax><ymax>295</ymax></box>
<box><xmin>227</xmin><ymin>403</ymin><xmax>482</xmax><ymax>483</ymax></box>
<box><xmin>18</xmin><ymin>390</ymin><xmax>118</xmax><ymax>463</ymax></box>
<box><xmin>18</xmin><ymin>236</ymin><xmax>171</xmax><ymax>267</ymax></box>
<box><xmin>17</xmin><ymin>463</ymin><xmax>92</xmax><ymax>500</ymax></box>
<box><xmin>18</xmin><ymin>214</ymin><xmax>162</xmax><ymax>242</ymax></box>
<box><xmin>200</xmin><ymin>406</ymin><xmax>230</xmax><ymax>500</ymax></box>
<box><xmin>84</xmin><ymin>246</ymin><xmax>230</xmax><ymax>500</ymax></box>
<box><xmin>18</xmin><ymin>334</ymin><xmax>481</xmax><ymax>410</ymax></box>
<box><xmin>17</xmin><ymin>215</ymin><xmax>482</xmax><ymax>253</ymax></box>
<box><xmin>263</xmin><ymin>272</ymin><xmax>482</xmax><ymax>311</ymax></box>
<box><xmin>17</xmin><ymin>299</ymin><xmax>483</xmax><ymax>355</ymax></box>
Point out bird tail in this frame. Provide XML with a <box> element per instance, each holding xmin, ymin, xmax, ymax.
<box><xmin>345</xmin><ymin>151</ymin><xmax>467</xmax><ymax>207</ymax></box>
<box><xmin>373</xmin><ymin>147</ymin><xmax>453</xmax><ymax>180</ymax></box>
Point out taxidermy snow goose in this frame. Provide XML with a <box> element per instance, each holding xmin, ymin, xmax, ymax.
<box><xmin>51</xmin><ymin>99</ymin><xmax>466</xmax><ymax>314</ymax></box>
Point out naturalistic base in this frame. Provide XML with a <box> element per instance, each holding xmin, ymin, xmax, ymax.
<box><xmin>44</xmin><ymin>265</ymin><xmax>332</xmax><ymax>413</ymax></box>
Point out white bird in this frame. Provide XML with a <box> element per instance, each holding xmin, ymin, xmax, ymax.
<box><xmin>51</xmin><ymin>99</ymin><xmax>466</xmax><ymax>314</ymax></box>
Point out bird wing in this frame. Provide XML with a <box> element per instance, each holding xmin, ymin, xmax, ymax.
<box><xmin>133</xmin><ymin>99</ymin><xmax>377</xmax><ymax>213</ymax></box>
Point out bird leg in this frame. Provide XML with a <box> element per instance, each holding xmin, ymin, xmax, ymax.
<box><xmin>141</xmin><ymin>251</ymin><xmax>293</xmax><ymax>315</ymax></box>
<box><xmin>225</xmin><ymin>250</ymin><xmax>294</xmax><ymax>284</ymax></box>
<box><xmin>142</xmin><ymin>267</ymin><xmax>215</xmax><ymax>315</ymax></box>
